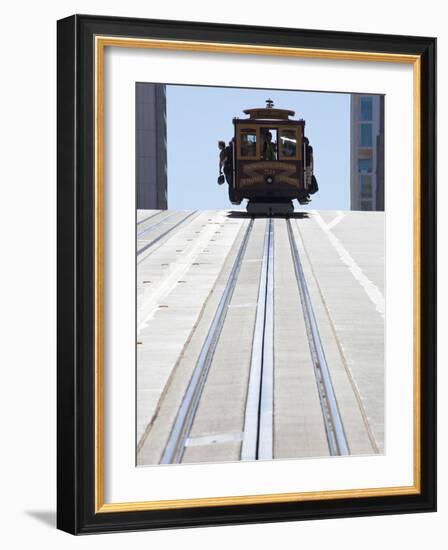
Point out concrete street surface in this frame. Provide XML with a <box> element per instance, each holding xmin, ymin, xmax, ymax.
<box><xmin>135</xmin><ymin>209</ymin><xmax>384</xmax><ymax>465</ymax></box>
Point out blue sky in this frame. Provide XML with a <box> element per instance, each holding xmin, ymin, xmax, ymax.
<box><xmin>166</xmin><ymin>85</ymin><xmax>350</xmax><ymax>211</ymax></box>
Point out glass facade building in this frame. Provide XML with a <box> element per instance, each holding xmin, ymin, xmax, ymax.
<box><xmin>135</xmin><ymin>83</ymin><xmax>168</xmax><ymax>210</ymax></box>
<box><xmin>350</xmin><ymin>94</ymin><xmax>384</xmax><ymax>211</ymax></box>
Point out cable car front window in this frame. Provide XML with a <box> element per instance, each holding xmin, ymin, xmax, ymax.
<box><xmin>240</xmin><ymin>129</ymin><xmax>257</xmax><ymax>157</ymax></box>
<box><xmin>279</xmin><ymin>129</ymin><xmax>297</xmax><ymax>158</ymax></box>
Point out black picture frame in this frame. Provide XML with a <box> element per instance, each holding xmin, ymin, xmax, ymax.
<box><xmin>57</xmin><ymin>14</ymin><xmax>436</xmax><ymax>534</ymax></box>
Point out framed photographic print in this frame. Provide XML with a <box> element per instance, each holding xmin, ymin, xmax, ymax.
<box><xmin>57</xmin><ymin>14</ymin><xmax>436</xmax><ymax>534</ymax></box>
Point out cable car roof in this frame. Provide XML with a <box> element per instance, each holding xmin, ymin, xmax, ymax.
<box><xmin>242</xmin><ymin>98</ymin><xmax>295</xmax><ymax>120</ymax></box>
<box><xmin>242</xmin><ymin>107</ymin><xmax>295</xmax><ymax>120</ymax></box>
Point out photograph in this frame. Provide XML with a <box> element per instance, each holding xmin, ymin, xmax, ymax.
<box><xmin>135</xmin><ymin>83</ymin><xmax>385</xmax><ymax>466</ymax></box>
<box><xmin>55</xmin><ymin>13</ymin><xmax>436</xmax><ymax>533</ymax></box>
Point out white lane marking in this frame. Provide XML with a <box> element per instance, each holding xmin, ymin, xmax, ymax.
<box><xmin>228</xmin><ymin>303</ymin><xmax>257</xmax><ymax>309</ymax></box>
<box><xmin>313</xmin><ymin>211</ymin><xmax>385</xmax><ymax>319</ymax></box>
<box><xmin>137</xmin><ymin>216</ymin><xmax>227</xmax><ymax>335</ymax></box>
<box><xmin>326</xmin><ymin>210</ymin><xmax>345</xmax><ymax>230</ymax></box>
<box><xmin>185</xmin><ymin>432</ymin><xmax>243</xmax><ymax>447</ymax></box>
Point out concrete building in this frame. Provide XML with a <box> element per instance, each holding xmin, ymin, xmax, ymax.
<box><xmin>350</xmin><ymin>94</ymin><xmax>385</xmax><ymax>211</ymax></box>
<box><xmin>136</xmin><ymin>83</ymin><xmax>168</xmax><ymax>209</ymax></box>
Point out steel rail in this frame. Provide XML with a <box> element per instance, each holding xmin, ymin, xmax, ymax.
<box><xmin>137</xmin><ymin>210</ymin><xmax>198</xmax><ymax>258</ymax></box>
<box><xmin>287</xmin><ymin>219</ymin><xmax>349</xmax><ymax>456</ymax></box>
<box><xmin>160</xmin><ymin>219</ymin><xmax>255</xmax><ymax>464</ymax></box>
<box><xmin>136</xmin><ymin>210</ymin><xmax>163</xmax><ymax>228</ymax></box>
<box><xmin>241</xmin><ymin>217</ymin><xmax>274</xmax><ymax>461</ymax></box>
<box><xmin>137</xmin><ymin>211</ymin><xmax>184</xmax><ymax>240</ymax></box>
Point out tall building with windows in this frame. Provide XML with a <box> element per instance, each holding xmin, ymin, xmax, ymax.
<box><xmin>350</xmin><ymin>94</ymin><xmax>384</xmax><ymax>211</ymax></box>
<box><xmin>136</xmin><ymin>83</ymin><xmax>168</xmax><ymax>210</ymax></box>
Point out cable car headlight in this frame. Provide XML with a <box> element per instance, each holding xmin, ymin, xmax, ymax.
<box><xmin>266</xmin><ymin>175</ymin><xmax>274</xmax><ymax>184</ymax></box>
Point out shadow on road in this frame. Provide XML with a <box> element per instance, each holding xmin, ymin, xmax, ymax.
<box><xmin>225</xmin><ymin>211</ymin><xmax>310</xmax><ymax>220</ymax></box>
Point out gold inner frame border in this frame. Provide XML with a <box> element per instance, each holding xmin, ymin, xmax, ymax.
<box><xmin>94</xmin><ymin>36</ymin><xmax>421</xmax><ymax>513</ymax></box>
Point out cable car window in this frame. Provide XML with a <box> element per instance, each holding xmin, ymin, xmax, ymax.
<box><xmin>240</xmin><ymin>129</ymin><xmax>257</xmax><ymax>157</ymax></box>
<box><xmin>279</xmin><ymin>129</ymin><xmax>297</xmax><ymax>158</ymax></box>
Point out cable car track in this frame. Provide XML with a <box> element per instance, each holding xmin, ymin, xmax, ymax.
<box><xmin>137</xmin><ymin>210</ymin><xmax>198</xmax><ymax>258</ymax></box>
<box><xmin>157</xmin><ymin>216</ymin><xmax>349</xmax><ymax>464</ymax></box>
<box><xmin>160</xmin><ymin>218</ymin><xmax>255</xmax><ymax>464</ymax></box>
<box><xmin>137</xmin><ymin>210</ymin><xmax>163</xmax><ymax>229</ymax></box>
<box><xmin>286</xmin><ymin>218</ymin><xmax>349</xmax><ymax>456</ymax></box>
<box><xmin>137</xmin><ymin>211</ymin><xmax>188</xmax><ymax>240</ymax></box>
<box><xmin>241</xmin><ymin>217</ymin><xmax>274</xmax><ymax>461</ymax></box>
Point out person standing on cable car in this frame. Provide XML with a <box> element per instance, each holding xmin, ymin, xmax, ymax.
<box><xmin>262</xmin><ymin>131</ymin><xmax>276</xmax><ymax>161</ymax></box>
<box><xmin>217</xmin><ymin>140</ymin><xmax>226</xmax><ymax>184</ymax></box>
<box><xmin>223</xmin><ymin>139</ymin><xmax>234</xmax><ymax>185</ymax></box>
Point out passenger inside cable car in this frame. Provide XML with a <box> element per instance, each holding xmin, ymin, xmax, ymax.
<box><xmin>240</xmin><ymin>129</ymin><xmax>257</xmax><ymax>157</ymax></box>
<box><xmin>279</xmin><ymin>129</ymin><xmax>297</xmax><ymax>158</ymax></box>
<box><xmin>261</xmin><ymin>129</ymin><xmax>277</xmax><ymax>160</ymax></box>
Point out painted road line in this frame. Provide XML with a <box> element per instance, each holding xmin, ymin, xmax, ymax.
<box><xmin>313</xmin><ymin>211</ymin><xmax>385</xmax><ymax>319</ymax></box>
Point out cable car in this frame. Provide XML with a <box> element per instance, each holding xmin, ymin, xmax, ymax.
<box><xmin>226</xmin><ymin>99</ymin><xmax>316</xmax><ymax>215</ymax></box>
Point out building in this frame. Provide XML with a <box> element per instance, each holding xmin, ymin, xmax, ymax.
<box><xmin>350</xmin><ymin>94</ymin><xmax>384</xmax><ymax>211</ymax></box>
<box><xmin>136</xmin><ymin>83</ymin><xmax>168</xmax><ymax>210</ymax></box>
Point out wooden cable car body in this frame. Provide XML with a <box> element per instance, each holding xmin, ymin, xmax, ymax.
<box><xmin>228</xmin><ymin>101</ymin><xmax>313</xmax><ymax>214</ymax></box>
